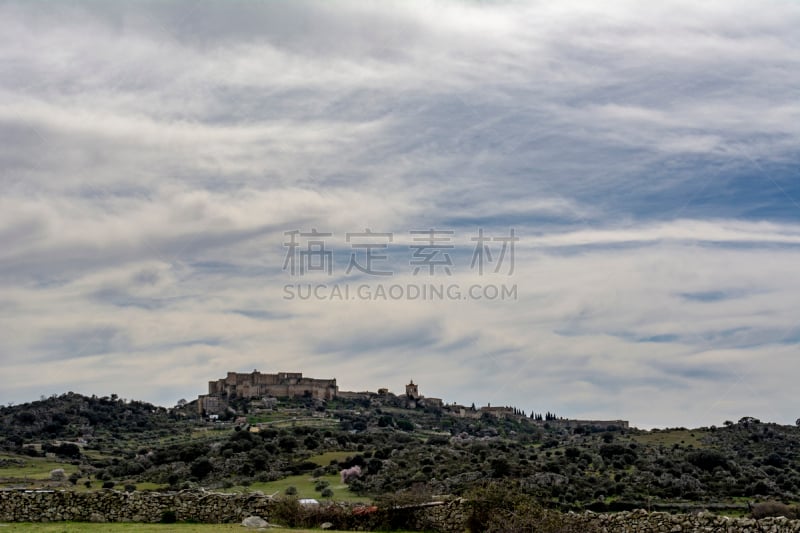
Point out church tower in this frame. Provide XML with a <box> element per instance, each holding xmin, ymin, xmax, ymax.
<box><xmin>405</xmin><ymin>379</ymin><xmax>419</xmax><ymax>399</ymax></box>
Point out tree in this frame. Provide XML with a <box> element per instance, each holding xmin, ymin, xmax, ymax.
<box><xmin>396</xmin><ymin>419</ymin><xmax>414</xmax><ymax>432</ymax></box>
<box><xmin>278</xmin><ymin>436</ymin><xmax>298</xmax><ymax>452</ymax></box>
<box><xmin>490</xmin><ymin>458</ymin><xmax>511</xmax><ymax>478</ymax></box>
<box><xmin>190</xmin><ymin>457</ymin><xmax>213</xmax><ymax>480</ymax></box>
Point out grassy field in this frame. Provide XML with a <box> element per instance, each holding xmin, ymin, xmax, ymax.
<box><xmin>632</xmin><ymin>429</ymin><xmax>707</xmax><ymax>448</ymax></box>
<box><xmin>0</xmin><ymin>525</ymin><xmax>389</xmax><ymax>532</ymax></box>
<box><xmin>0</xmin><ymin>448</ymin><xmax>360</xmax><ymax>499</ymax></box>
<box><xmin>0</xmin><ymin>454</ymin><xmax>79</xmax><ymax>481</ymax></box>
<box><xmin>0</xmin><ymin>453</ymin><xmax>146</xmax><ymax>492</ymax></box>
<box><xmin>221</xmin><ymin>473</ymin><xmax>369</xmax><ymax>503</ymax></box>
<box><xmin>305</xmin><ymin>451</ymin><xmax>354</xmax><ymax>466</ymax></box>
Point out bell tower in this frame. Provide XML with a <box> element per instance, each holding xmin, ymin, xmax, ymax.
<box><xmin>405</xmin><ymin>379</ymin><xmax>419</xmax><ymax>399</ymax></box>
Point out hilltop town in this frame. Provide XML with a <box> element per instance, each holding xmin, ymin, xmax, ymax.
<box><xmin>196</xmin><ymin>369</ymin><xmax>628</xmax><ymax>430</ymax></box>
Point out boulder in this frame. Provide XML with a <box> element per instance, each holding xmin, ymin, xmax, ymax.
<box><xmin>241</xmin><ymin>515</ymin><xmax>268</xmax><ymax>528</ymax></box>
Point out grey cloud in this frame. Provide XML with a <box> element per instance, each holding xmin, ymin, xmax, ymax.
<box><xmin>1</xmin><ymin>0</ymin><xmax>799</xmax><ymax>428</ymax></box>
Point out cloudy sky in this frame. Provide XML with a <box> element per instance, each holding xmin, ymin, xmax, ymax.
<box><xmin>2</xmin><ymin>0</ymin><xmax>799</xmax><ymax>428</ymax></box>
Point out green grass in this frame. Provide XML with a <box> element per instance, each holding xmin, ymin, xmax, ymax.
<box><xmin>246</xmin><ymin>413</ymin><xmax>290</xmax><ymax>424</ymax></box>
<box><xmin>263</xmin><ymin>419</ymin><xmax>338</xmax><ymax>429</ymax></box>
<box><xmin>305</xmin><ymin>451</ymin><xmax>354</xmax><ymax>466</ymax></box>
<box><xmin>135</xmin><ymin>482</ymin><xmax>168</xmax><ymax>491</ymax></box>
<box><xmin>632</xmin><ymin>429</ymin><xmax>706</xmax><ymax>448</ymax></box>
<box><xmin>221</xmin><ymin>473</ymin><xmax>369</xmax><ymax>503</ymax></box>
<box><xmin>0</xmin><ymin>454</ymin><xmax>79</xmax><ymax>480</ymax></box>
<box><xmin>0</xmin><ymin>524</ymin><xmax>387</xmax><ymax>532</ymax></box>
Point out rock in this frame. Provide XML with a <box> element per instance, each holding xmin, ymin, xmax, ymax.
<box><xmin>241</xmin><ymin>515</ymin><xmax>268</xmax><ymax>528</ymax></box>
<box><xmin>321</xmin><ymin>522</ymin><xmax>333</xmax><ymax>530</ymax></box>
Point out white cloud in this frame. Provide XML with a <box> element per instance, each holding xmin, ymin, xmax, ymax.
<box><xmin>1</xmin><ymin>0</ymin><xmax>799</xmax><ymax>427</ymax></box>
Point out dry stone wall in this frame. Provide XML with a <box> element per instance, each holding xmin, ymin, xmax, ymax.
<box><xmin>0</xmin><ymin>490</ymin><xmax>271</xmax><ymax>523</ymax></box>
<box><xmin>3</xmin><ymin>491</ymin><xmax>800</xmax><ymax>532</ymax></box>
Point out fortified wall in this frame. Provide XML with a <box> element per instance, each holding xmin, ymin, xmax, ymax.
<box><xmin>198</xmin><ymin>370</ymin><xmax>337</xmax><ymax>414</ymax></box>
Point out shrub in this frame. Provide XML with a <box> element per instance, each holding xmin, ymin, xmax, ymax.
<box><xmin>465</xmin><ymin>481</ymin><xmax>598</xmax><ymax>533</ymax></box>
<box><xmin>321</xmin><ymin>487</ymin><xmax>334</xmax><ymax>498</ymax></box>
<box><xmin>285</xmin><ymin>485</ymin><xmax>298</xmax><ymax>496</ymax></box>
<box><xmin>340</xmin><ymin>465</ymin><xmax>362</xmax><ymax>484</ymax></box>
<box><xmin>687</xmin><ymin>450</ymin><xmax>728</xmax><ymax>472</ymax></box>
<box><xmin>396</xmin><ymin>419</ymin><xmax>414</xmax><ymax>432</ymax></box>
<box><xmin>751</xmin><ymin>501</ymin><xmax>798</xmax><ymax>519</ymax></box>
<box><xmin>269</xmin><ymin>498</ymin><xmax>357</xmax><ymax>529</ymax></box>
<box><xmin>190</xmin><ymin>457</ymin><xmax>213</xmax><ymax>480</ymax></box>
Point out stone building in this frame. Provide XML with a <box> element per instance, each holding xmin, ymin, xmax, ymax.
<box><xmin>479</xmin><ymin>405</ymin><xmax>516</xmax><ymax>418</ymax></box>
<box><xmin>403</xmin><ymin>379</ymin><xmax>443</xmax><ymax>408</ymax></box>
<box><xmin>198</xmin><ymin>370</ymin><xmax>337</xmax><ymax>414</ymax></box>
<box><xmin>544</xmin><ymin>418</ymin><xmax>629</xmax><ymax>430</ymax></box>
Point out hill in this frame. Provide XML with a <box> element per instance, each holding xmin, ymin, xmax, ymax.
<box><xmin>1</xmin><ymin>393</ymin><xmax>799</xmax><ymax>514</ymax></box>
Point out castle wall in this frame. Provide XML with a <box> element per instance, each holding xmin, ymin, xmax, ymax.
<box><xmin>201</xmin><ymin>371</ymin><xmax>337</xmax><ymax>408</ymax></box>
<box><xmin>546</xmin><ymin>419</ymin><xmax>630</xmax><ymax>429</ymax></box>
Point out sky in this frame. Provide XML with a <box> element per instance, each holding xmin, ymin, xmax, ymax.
<box><xmin>1</xmin><ymin>0</ymin><xmax>799</xmax><ymax>428</ymax></box>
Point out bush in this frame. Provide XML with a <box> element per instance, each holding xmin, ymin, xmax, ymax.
<box><xmin>190</xmin><ymin>457</ymin><xmax>213</xmax><ymax>480</ymax></box>
<box><xmin>102</xmin><ymin>480</ymin><xmax>115</xmax><ymax>489</ymax></box>
<box><xmin>321</xmin><ymin>487</ymin><xmax>334</xmax><ymax>498</ymax></box>
<box><xmin>465</xmin><ymin>481</ymin><xmax>598</xmax><ymax>533</ymax></box>
<box><xmin>396</xmin><ymin>419</ymin><xmax>414</xmax><ymax>432</ymax></box>
<box><xmin>751</xmin><ymin>501</ymin><xmax>798</xmax><ymax>519</ymax></box>
<box><xmin>269</xmin><ymin>497</ymin><xmax>364</xmax><ymax>530</ymax></box>
<box><xmin>687</xmin><ymin>450</ymin><xmax>728</xmax><ymax>472</ymax></box>
<box><xmin>285</xmin><ymin>485</ymin><xmax>298</xmax><ymax>496</ymax></box>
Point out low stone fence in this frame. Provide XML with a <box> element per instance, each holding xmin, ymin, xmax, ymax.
<box><xmin>0</xmin><ymin>490</ymin><xmax>272</xmax><ymax>523</ymax></box>
<box><xmin>564</xmin><ymin>509</ymin><xmax>800</xmax><ymax>532</ymax></box>
<box><xmin>3</xmin><ymin>490</ymin><xmax>800</xmax><ymax>532</ymax></box>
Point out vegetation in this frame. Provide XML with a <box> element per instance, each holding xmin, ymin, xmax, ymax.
<box><xmin>2</xmin><ymin>393</ymin><xmax>800</xmax><ymax>520</ymax></box>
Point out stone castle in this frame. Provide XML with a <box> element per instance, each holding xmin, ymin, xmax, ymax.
<box><xmin>198</xmin><ymin>370</ymin><xmax>337</xmax><ymax>414</ymax></box>
<box><xmin>196</xmin><ymin>370</ymin><xmax>628</xmax><ymax>429</ymax></box>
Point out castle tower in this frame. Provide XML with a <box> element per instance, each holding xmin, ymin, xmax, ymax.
<box><xmin>406</xmin><ymin>379</ymin><xmax>419</xmax><ymax>399</ymax></box>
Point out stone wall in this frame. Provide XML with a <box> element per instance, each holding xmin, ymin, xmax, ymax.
<box><xmin>563</xmin><ymin>509</ymin><xmax>800</xmax><ymax>532</ymax></box>
<box><xmin>411</xmin><ymin>502</ymin><xmax>800</xmax><ymax>533</ymax></box>
<box><xmin>0</xmin><ymin>490</ymin><xmax>272</xmax><ymax>523</ymax></box>
<box><xmin>4</xmin><ymin>491</ymin><xmax>800</xmax><ymax>532</ymax></box>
